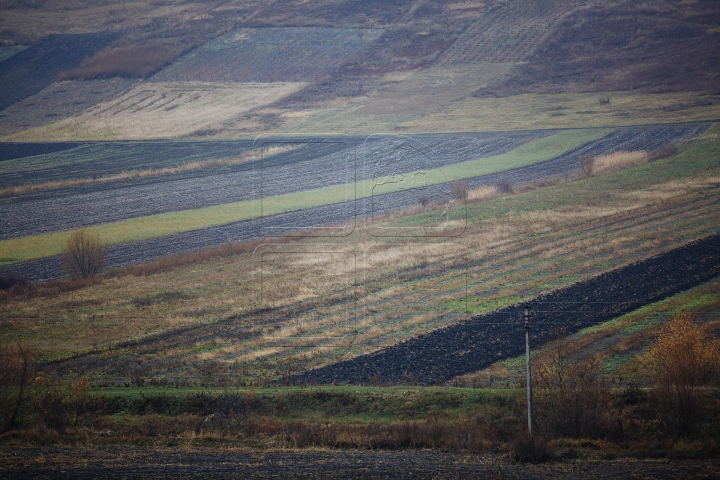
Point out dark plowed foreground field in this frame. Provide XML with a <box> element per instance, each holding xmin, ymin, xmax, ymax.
<box><xmin>296</xmin><ymin>233</ymin><xmax>720</xmax><ymax>385</ymax></box>
<box><xmin>3</xmin><ymin>446</ymin><xmax>719</xmax><ymax>479</ymax></box>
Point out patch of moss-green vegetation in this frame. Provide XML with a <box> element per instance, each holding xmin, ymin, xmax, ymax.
<box><xmin>459</xmin><ymin>124</ymin><xmax>720</xmax><ymax>225</ymax></box>
<box><xmin>94</xmin><ymin>385</ymin><xmax>519</xmax><ymax>423</ymax></box>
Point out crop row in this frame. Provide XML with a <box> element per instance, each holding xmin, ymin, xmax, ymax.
<box><xmin>0</xmin><ymin>131</ymin><xmax>545</xmax><ymax>240</ymax></box>
<box><xmin>437</xmin><ymin>0</ymin><xmax>578</xmax><ymax>65</ymax></box>
<box><xmin>152</xmin><ymin>28</ymin><xmax>383</xmax><ymax>83</ymax></box>
<box><xmin>40</xmin><ymin>187</ymin><xmax>720</xmax><ymax>384</ymax></box>
<box><xmin>297</xmin><ymin>233</ymin><xmax>720</xmax><ymax>385</ymax></box>
<box><xmin>0</xmin><ymin>124</ymin><xmax>709</xmax><ymax>285</ymax></box>
<box><xmin>0</xmin><ymin>140</ymin><xmax>257</xmax><ymax>191</ymax></box>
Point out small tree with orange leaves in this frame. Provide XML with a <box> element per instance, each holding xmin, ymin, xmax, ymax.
<box><xmin>644</xmin><ymin>313</ymin><xmax>720</xmax><ymax>435</ymax></box>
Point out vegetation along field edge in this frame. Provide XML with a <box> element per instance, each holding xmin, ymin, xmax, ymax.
<box><xmin>0</xmin><ymin>129</ymin><xmax>609</xmax><ymax>265</ymax></box>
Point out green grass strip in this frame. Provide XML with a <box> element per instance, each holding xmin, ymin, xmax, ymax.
<box><xmin>0</xmin><ymin>129</ymin><xmax>610</xmax><ymax>265</ymax></box>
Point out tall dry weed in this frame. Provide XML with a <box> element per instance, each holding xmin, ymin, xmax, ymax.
<box><xmin>593</xmin><ymin>150</ymin><xmax>650</xmax><ymax>175</ymax></box>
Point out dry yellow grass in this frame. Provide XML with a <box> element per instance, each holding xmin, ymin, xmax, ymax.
<box><xmin>593</xmin><ymin>150</ymin><xmax>650</xmax><ymax>175</ymax></box>
<box><xmin>0</xmin><ymin>145</ymin><xmax>293</xmax><ymax>196</ymax></box>
<box><xmin>467</xmin><ymin>185</ymin><xmax>498</xmax><ymax>202</ymax></box>
<box><xmin>4</xmin><ymin>82</ymin><xmax>307</xmax><ymax>141</ymax></box>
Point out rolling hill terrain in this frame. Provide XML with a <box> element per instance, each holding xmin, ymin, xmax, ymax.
<box><xmin>1</xmin><ymin>3</ymin><xmax>720</xmax><ymax>463</ymax></box>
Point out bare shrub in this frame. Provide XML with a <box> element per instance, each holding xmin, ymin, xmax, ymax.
<box><xmin>578</xmin><ymin>155</ymin><xmax>595</xmax><ymax>178</ymax></box>
<box><xmin>32</xmin><ymin>376</ymin><xmax>93</xmax><ymax>431</ymax></box>
<box><xmin>643</xmin><ymin>313</ymin><xmax>720</xmax><ymax>435</ymax></box>
<box><xmin>62</xmin><ymin>229</ymin><xmax>107</xmax><ymax>279</ymax></box>
<box><xmin>496</xmin><ymin>180</ymin><xmax>513</xmax><ymax>194</ymax></box>
<box><xmin>511</xmin><ymin>433</ymin><xmax>551</xmax><ymax>463</ymax></box>
<box><xmin>0</xmin><ymin>342</ymin><xmax>37</xmax><ymax>432</ymax></box>
<box><xmin>534</xmin><ymin>338</ymin><xmax>615</xmax><ymax>439</ymax></box>
<box><xmin>467</xmin><ymin>185</ymin><xmax>497</xmax><ymax>202</ymax></box>
<box><xmin>648</xmin><ymin>144</ymin><xmax>678</xmax><ymax>161</ymax></box>
<box><xmin>449</xmin><ymin>180</ymin><xmax>469</xmax><ymax>201</ymax></box>
<box><xmin>0</xmin><ymin>274</ymin><xmax>35</xmax><ymax>299</ymax></box>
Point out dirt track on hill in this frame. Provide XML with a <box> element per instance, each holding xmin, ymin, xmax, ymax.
<box><xmin>1</xmin><ymin>446</ymin><xmax>719</xmax><ymax>479</ymax></box>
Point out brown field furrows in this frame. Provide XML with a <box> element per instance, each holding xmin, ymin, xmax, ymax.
<box><xmin>0</xmin><ymin>79</ymin><xmax>137</xmax><ymax>138</ymax></box>
<box><xmin>5</xmin><ymin>445</ymin><xmax>720</xmax><ymax>479</ymax></box>
<box><xmin>436</xmin><ymin>0</ymin><xmax>581</xmax><ymax>66</ymax></box>
<box><xmin>41</xmin><ymin>186</ymin><xmax>720</xmax><ymax>383</ymax></box>
<box><xmin>152</xmin><ymin>27</ymin><xmax>384</xmax><ymax>83</ymax></box>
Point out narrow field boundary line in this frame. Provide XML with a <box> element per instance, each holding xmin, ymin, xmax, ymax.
<box><xmin>0</xmin><ymin>129</ymin><xmax>610</xmax><ymax>265</ymax></box>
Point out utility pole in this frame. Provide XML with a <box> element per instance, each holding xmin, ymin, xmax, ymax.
<box><xmin>524</xmin><ymin>303</ymin><xmax>533</xmax><ymax>436</ymax></box>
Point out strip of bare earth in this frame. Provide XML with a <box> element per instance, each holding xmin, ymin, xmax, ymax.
<box><xmin>1</xmin><ymin>446</ymin><xmax>718</xmax><ymax>479</ymax></box>
<box><xmin>0</xmin><ymin>129</ymin><xmax>609</xmax><ymax>265</ymax></box>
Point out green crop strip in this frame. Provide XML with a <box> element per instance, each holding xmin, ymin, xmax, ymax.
<box><xmin>0</xmin><ymin>129</ymin><xmax>609</xmax><ymax>265</ymax></box>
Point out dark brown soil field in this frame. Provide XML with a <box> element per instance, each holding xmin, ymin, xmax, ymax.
<box><xmin>478</xmin><ymin>0</ymin><xmax>720</xmax><ymax>96</ymax></box>
<box><xmin>1</xmin><ymin>446</ymin><xmax>719</xmax><ymax>479</ymax></box>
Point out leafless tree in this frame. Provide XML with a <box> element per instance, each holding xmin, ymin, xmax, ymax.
<box><xmin>0</xmin><ymin>342</ymin><xmax>37</xmax><ymax>432</ymax></box>
<box><xmin>496</xmin><ymin>180</ymin><xmax>513</xmax><ymax>194</ymax></box>
<box><xmin>62</xmin><ymin>229</ymin><xmax>107</xmax><ymax>279</ymax></box>
<box><xmin>578</xmin><ymin>155</ymin><xmax>596</xmax><ymax>178</ymax></box>
<box><xmin>449</xmin><ymin>180</ymin><xmax>469</xmax><ymax>201</ymax></box>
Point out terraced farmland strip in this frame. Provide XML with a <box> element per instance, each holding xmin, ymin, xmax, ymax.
<box><xmin>437</xmin><ymin>0</ymin><xmax>580</xmax><ymax>65</ymax></box>
<box><xmin>355</xmin><ymin>63</ymin><xmax>518</xmax><ymax>120</ymax></box>
<box><xmin>0</xmin><ymin>123</ymin><xmax>707</xmax><ymax>280</ymax></box>
<box><xmin>153</xmin><ymin>28</ymin><xmax>384</xmax><ymax>83</ymax></box>
<box><xmin>6</xmin><ymin>81</ymin><xmax>306</xmax><ymax>142</ymax></box>
<box><xmin>0</xmin><ymin>142</ymin><xmax>82</xmax><ymax>162</ymax></box>
<box><xmin>0</xmin><ymin>132</ymin><xmax>536</xmax><ymax>238</ymax></box>
<box><xmin>0</xmin><ymin>33</ymin><xmax>119</xmax><ymax>110</ymax></box>
<box><xmin>0</xmin><ymin>129</ymin><xmax>606</xmax><ymax>263</ymax></box>
<box><xmin>34</xmin><ymin>183</ymin><xmax>720</xmax><ymax>383</ymax></box>
<box><xmin>0</xmin><ymin>140</ymin><xmax>256</xmax><ymax>187</ymax></box>
<box><xmin>297</xmin><ymin>233</ymin><xmax>720</xmax><ymax>385</ymax></box>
